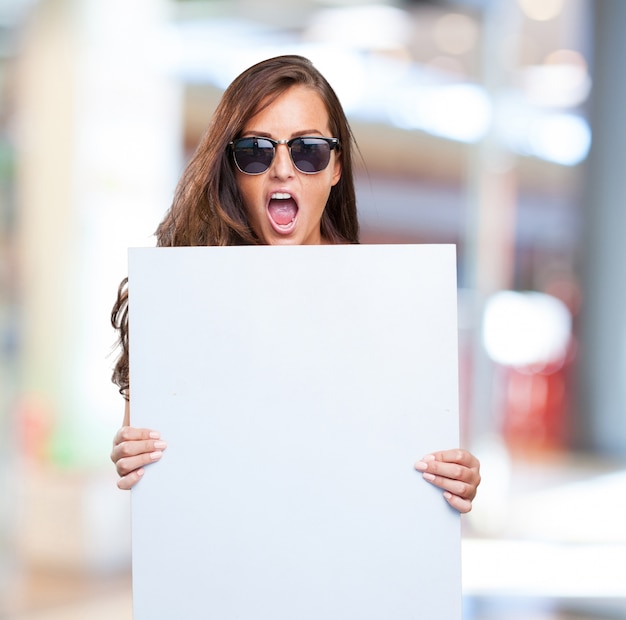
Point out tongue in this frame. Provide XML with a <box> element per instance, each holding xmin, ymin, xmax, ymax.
<box><xmin>269</xmin><ymin>199</ymin><xmax>297</xmax><ymax>226</ymax></box>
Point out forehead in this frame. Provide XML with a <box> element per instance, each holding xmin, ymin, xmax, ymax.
<box><xmin>243</xmin><ymin>85</ymin><xmax>332</xmax><ymax>135</ymax></box>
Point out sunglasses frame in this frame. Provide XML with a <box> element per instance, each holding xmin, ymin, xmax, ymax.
<box><xmin>229</xmin><ymin>136</ymin><xmax>340</xmax><ymax>175</ymax></box>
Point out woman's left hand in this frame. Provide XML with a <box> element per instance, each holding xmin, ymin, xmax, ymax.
<box><xmin>415</xmin><ymin>449</ymin><xmax>481</xmax><ymax>514</ymax></box>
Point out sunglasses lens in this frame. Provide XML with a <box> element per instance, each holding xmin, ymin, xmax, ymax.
<box><xmin>233</xmin><ymin>137</ymin><xmax>274</xmax><ymax>174</ymax></box>
<box><xmin>290</xmin><ymin>138</ymin><xmax>332</xmax><ymax>173</ymax></box>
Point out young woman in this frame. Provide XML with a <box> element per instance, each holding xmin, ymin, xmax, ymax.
<box><xmin>110</xmin><ymin>55</ymin><xmax>480</xmax><ymax>513</ymax></box>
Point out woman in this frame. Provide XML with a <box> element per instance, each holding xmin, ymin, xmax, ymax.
<box><xmin>110</xmin><ymin>55</ymin><xmax>480</xmax><ymax>513</ymax></box>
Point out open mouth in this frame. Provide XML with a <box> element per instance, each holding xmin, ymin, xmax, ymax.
<box><xmin>267</xmin><ymin>192</ymin><xmax>298</xmax><ymax>234</ymax></box>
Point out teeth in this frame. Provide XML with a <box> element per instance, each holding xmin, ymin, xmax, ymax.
<box><xmin>271</xmin><ymin>192</ymin><xmax>292</xmax><ymax>200</ymax></box>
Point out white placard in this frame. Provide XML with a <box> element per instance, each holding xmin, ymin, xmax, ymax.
<box><xmin>129</xmin><ymin>244</ymin><xmax>461</xmax><ymax>619</ymax></box>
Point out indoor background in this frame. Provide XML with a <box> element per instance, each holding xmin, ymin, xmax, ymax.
<box><xmin>0</xmin><ymin>0</ymin><xmax>624</xmax><ymax>619</ymax></box>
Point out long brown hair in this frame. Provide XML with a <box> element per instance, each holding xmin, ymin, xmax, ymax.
<box><xmin>111</xmin><ymin>55</ymin><xmax>360</xmax><ymax>396</ymax></box>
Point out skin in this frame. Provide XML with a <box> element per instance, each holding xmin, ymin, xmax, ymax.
<box><xmin>110</xmin><ymin>86</ymin><xmax>481</xmax><ymax>511</ymax></box>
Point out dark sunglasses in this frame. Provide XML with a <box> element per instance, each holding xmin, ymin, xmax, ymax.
<box><xmin>229</xmin><ymin>136</ymin><xmax>340</xmax><ymax>175</ymax></box>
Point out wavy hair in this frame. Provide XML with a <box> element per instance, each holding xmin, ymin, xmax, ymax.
<box><xmin>111</xmin><ymin>55</ymin><xmax>360</xmax><ymax>396</ymax></box>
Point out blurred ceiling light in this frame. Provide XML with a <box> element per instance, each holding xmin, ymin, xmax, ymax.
<box><xmin>517</xmin><ymin>0</ymin><xmax>565</xmax><ymax>22</ymax></box>
<box><xmin>304</xmin><ymin>4</ymin><xmax>411</xmax><ymax>51</ymax></box>
<box><xmin>390</xmin><ymin>83</ymin><xmax>491</xmax><ymax>143</ymax></box>
<box><xmin>528</xmin><ymin>112</ymin><xmax>591</xmax><ymax>166</ymax></box>
<box><xmin>545</xmin><ymin>48</ymin><xmax>588</xmax><ymax>70</ymax></box>
<box><xmin>433</xmin><ymin>13</ymin><xmax>478</xmax><ymax>56</ymax></box>
<box><xmin>482</xmin><ymin>290</ymin><xmax>572</xmax><ymax>368</ymax></box>
<box><xmin>300</xmin><ymin>45</ymin><xmax>368</xmax><ymax>112</ymax></box>
<box><xmin>498</xmin><ymin>97</ymin><xmax>591</xmax><ymax>165</ymax></box>
<box><xmin>519</xmin><ymin>62</ymin><xmax>591</xmax><ymax>107</ymax></box>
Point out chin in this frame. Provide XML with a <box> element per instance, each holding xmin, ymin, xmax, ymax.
<box><xmin>266</xmin><ymin>235</ymin><xmax>304</xmax><ymax>246</ymax></box>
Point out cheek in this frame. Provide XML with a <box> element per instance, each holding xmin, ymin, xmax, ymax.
<box><xmin>236</xmin><ymin>176</ymin><xmax>260</xmax><ymax>214</ymax></box>
<box><xmin>311</xmin><ymin>182</ymin><xmax>334</xmax><ymax>217</ymax></box>
<box><xmin>235</xmin><ymin>174</ymin><xmax>248</xmax><ymax>200</ymax></box>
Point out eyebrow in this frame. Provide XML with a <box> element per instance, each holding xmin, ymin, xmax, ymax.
<box><xmin>240</xmin><ymin>129</ymin><xmax>325</xmax><ymax>139</ymax></box>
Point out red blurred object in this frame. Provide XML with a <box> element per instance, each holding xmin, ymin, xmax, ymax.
<box><xmin>501</xmin><ymin>339</ymin><xmax>576</xmax><ymax>454</ymax></box>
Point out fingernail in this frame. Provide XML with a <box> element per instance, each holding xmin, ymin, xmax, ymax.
<box><xmin>137</xmin><ymin>468</ymin><xmax>144</xmax><ymax>477</ymax></box>
<box><xmin>443</xmin><ymin>491</ymin><xmax>452</xmax><ymax>500</ymax></box>
<box><xmin>415</xmin><ymin>461</ymin><xmax>427</xmax><ymax>471</ymax></box>
<box><xmin>149</xmin><ymin>431</ymin><xmax>161</xmax><ymax>439</ymax></box>
<box><xmin>150</xmin><ymin>450</ymin><xmax>163</xmax><ymax>461</ymax></box>
<box><xmin>423</xmin><ymin>472</ymin><xmax>435</xmax><ymax>481</ymax></box>
<box><xmin>422</xmin><ymin>454</ymin><xmax>435</xmax><ymax>462</ymax></box>
<box><xmin>153</xmin><ymin>441</ymin><xmax>167</xmax><ymax>450</ymax></box>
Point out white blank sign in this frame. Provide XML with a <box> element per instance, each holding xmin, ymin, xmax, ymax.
<box><xmin>129</xmin><ymin>244</ymin><xmax>461</xmax><ymax>619</ymax></box>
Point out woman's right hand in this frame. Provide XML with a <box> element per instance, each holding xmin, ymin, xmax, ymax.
<box><xmin>111</xmin><ymin>426</ymin><xmax>167</xmax><ymax>490</ymax></box>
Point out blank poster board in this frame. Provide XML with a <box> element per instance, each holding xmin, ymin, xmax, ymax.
<box><xmin>129</xmin><ymin>244</ymin><xmax>461</xmax><ymax>620</ymax></box>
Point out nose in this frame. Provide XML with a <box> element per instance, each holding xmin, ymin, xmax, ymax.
<box><xmin>270</xmin><ymin>142</ymin><xmax>295</xmax><ymax>179</ymax></box>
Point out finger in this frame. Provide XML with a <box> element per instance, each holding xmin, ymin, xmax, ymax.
<box><xmin>443</xmin><ymin>491</ymin><xmax>473</xmax><ymax>514</ymax></box>
<box><xmin>113</xmin><ymin>426</ymin><xmax>161</xmax><ymax>446</ymax></box>
<box><xmin>114</xmin><ymin>447</ymin><xmax>165</xmax><ymax>477</ymax></box>
<box><xmin>117</xmin><ymin>467</ymin><xmax>145</xmax><ymax>491</ymax></box>
<box><xmin>430</xmin><ymin>449</ymin><xmax>479</xmax><ymax>468</ymax></box>
<box><xmin>420</xmin><ymin>470</ymin><xmax>476</xmax><ymax>500</ymax></box>
<box><xmin>415</xmin><ymin>456</ymin><xmax>474</xmax><ymax>484</ymax></box>
<box><xmin>111</xmin><ymin>434</ymin><xmax>167</xmax><ymax>466</ymax></box>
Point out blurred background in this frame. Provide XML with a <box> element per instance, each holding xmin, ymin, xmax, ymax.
<box><xmin>0</xmin><ymin>0</ymin><xmax>624</xmax><ymax>618</ymax></box>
